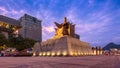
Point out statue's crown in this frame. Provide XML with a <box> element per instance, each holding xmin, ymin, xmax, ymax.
<box><xmin>64</xmin><ymin>17</ymin><xmax>67</xmax><ymax>23</ymax></box>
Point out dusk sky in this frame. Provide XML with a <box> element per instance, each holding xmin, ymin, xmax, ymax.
<box><xmin>0</xmin><ymin>0</ymin><xmax>120</xmax><ymax>47</ymax></box>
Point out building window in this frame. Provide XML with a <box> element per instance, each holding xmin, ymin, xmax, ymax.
<box><xmin>33</xmin><ymin>18</ymin><xmax>36</xmax><ymax>23</ymax></box>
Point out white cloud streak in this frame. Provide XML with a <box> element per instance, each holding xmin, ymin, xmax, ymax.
<box><xmin>0</xmin><ymin>6</ymin><xmax>26</xmax><ymax>19</ymax></box>
<box><xmin>0</xmin><ymin>6</ymin><xmax>8</xmax><ymax>15</ymax></box>
<box><xmin>42</xmin><ymin>26</ymin><xmax>55</xmax><ymax>33</ymax></box>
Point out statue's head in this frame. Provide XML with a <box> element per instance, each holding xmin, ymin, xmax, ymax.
<box><xmin>64</xmin><ymin>17</ymin><xmax>67</xmax><ymax>23</ymax></box>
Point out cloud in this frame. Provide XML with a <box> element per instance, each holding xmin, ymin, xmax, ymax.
<box><xmin>11</xmin><ymin>10</ymin><xmax>25</xmax><ymax>15</ymax></box>
<box><xmin>65</xmin><ymin>6</ymin><xmax>80</xmax><ymax>23</ymax></box>
<box><xmin>88</xmin><ymin>0</ymin><xmax>94</xmax><ymax>5</ymax></box>
<box><xmin>0</xmin><ymin>6</ymin><xmax>7</xmax><ymax>12</ymax></box>
<box><xmin>82</xmin><ymin>12</ymin><xmax>113</xmax><ymax>34</ymax></box>
<box><xmin>0</xmin><ymin>6</ymin><xmax>26</xmax><ymax>19</ymax></box>
<box><xmin>42</xmin><ymin>26</ymin><xmax>55</xmax><ymax>33</ymax></box>
<box><xmin>63</xmin><ymin>3</ymin><xmax>119</xmax><ymax>47</ymax></box>
<box><xmin>35</xmin><ymin>4</ymin><xmax>56</xmax><ymax>25</ymax></box>
<box><xmin>0</xmin><ymin>6</ymin><xmax>8</xmax><ymax>15</ymax></box>
<box><xmin>65</xmin><ymin>5</ymin><xmax>111</xmax><ymax>35</ymax></box>
<box><xmin>42</xmin><ymin>25</ymin><xmax>55</xmax><ymax>41</ymax></box>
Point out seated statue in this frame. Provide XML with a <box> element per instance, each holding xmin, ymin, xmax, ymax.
<box><xmin>54</xmin><ymin>17</ymin><xmax>71</xmax><ymax>39</ymax></box>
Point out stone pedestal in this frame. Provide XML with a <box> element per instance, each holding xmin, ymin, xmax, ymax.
<box><xmin>33</xmin><ymin>36</ymin><xmax>93</xmax><ymax>56</ymax></box>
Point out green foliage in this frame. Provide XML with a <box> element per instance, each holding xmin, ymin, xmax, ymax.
<box><xmin>8</xmin><ymin>35</ymin><xmax>35</xmax><ymax>51</ymax></box>
<box><xmin>0</xmin><ymin>33</ymin><xmax>35</xmax><ymax>51</ymax></box>
<box><xmin>0</xmin><ymin>33</ymin><xmax>8</xmax><ymax>46</ymax></box>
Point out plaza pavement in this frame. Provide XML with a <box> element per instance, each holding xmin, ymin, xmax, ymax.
<box><xmin>0</xmin><ymin>56</ymin><xmax>120</xmax><ymax>68</ymax></box>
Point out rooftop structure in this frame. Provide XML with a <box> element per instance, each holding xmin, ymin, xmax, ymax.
<box><xmin>0</xmin><ymin>15</ymin><xmax>21</xmax><ymax>27</ymax></box>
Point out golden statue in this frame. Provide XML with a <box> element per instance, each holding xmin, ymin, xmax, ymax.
<box><xmin>54</xmin><ymin>17</ymin><xmax>75</xmax><ymax>39</ymax></box>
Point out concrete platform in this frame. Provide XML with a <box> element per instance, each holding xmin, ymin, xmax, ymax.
<box><xmin>33</xmin><ymin>36</ymin><xmax>93</xmax><ymax>56</ymax></box>
<box><xmin>0</xmin><ymin>56</ymin><xmax>120</xmax><ymax>68</ymax></box>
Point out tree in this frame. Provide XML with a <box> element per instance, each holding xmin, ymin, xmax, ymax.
<box><xmin>0</xmin><ymin>33</ymin><xmax>8</xmax><ymax>46</ymax></box>
<box><xmin>16</xmin><ymin>38</ymin><xmax>35</xmax><ymax>51</ymax></box>
<box><xmin>7</xmin><ymin>34</ymin><xmax>35</xmax><ymax>51</ymax></box>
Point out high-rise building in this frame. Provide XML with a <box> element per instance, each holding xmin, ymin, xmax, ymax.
<box><xmin>19</xmin><ymin>14</ymin><xmax>42</xmax><ymax>42</ymax></box>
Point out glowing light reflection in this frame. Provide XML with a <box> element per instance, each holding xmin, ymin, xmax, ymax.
<box><xmin>39</xmin><ymin>53</ymin><xmax>42</xmax><ymax>56</ymax></box>
<box><xmin>51</xmin><ymin>52</ymin><xmax>55</xmax><ymax>56</ymax></box>
<box><xmin>33</xmin><ymin>53</ymin><xmax>36</xmax><ymax>56</ymax></box>
<box><xmin>62</xmin><ymin>51</ymin><xmax>67</xmax><ymax>56</ymax></box>
<box><xmin>57</xmin><ymin>51</ymin><xmax>61</xmax><ymax>56</ymax></box>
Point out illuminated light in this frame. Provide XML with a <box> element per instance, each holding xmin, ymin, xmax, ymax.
<box><xmin>43</xmin><ymin>52</ymin><xmax>46</xmax><ymax>56</ymax></box>
<box><xmin>100</xmin><ymin>51</ymin><xmax>102</xmax><ymax>55</ymax></box>
<box><xmin>82</xmin><ymin>53</ymin><xmax>84</xmax><ymax>55</ymax></box>
<box><xmin>39</xmin><ymin>53</ymin><xmax>42</xmax><ymax>56</ymax></box>
<box><xmin>94</xmin><ymin>51</ymin><xmax>96</xmax><ymax>55</ymax></box>
<box><xmin>57</xmin><ymin>51</ymin><xmax>61</xmax><ymax>56</ymax></box>
<box><xmin>70</xmin><ymin>52</ymin><xmax>73</xmax><ymax>56</ymax></box>
<box><xmin>80</xmin><ymin>52</ymin><xmax>82</xmax><ymax>55</ymax></box>
<box><xmin>62</xmin><ymin>51</ymin><xmax>67</xmax><ymax>56</ymax></box>
<box><xmin>47</xmin><ymin>52</ymin><xmax>50</xmax><ymax>56</ymax></box>
<box><xmin>51</xmin><ymin>52</ymin><xmax>55</xmax><ymax>56</ymax></box>
<box><xmin>33</xmin><ymin>53</ymin><xmax>36</xmax><ymax>56</ymax></box>
<box><xmin>12</xmin><ymin>49</ymin><xmax>15</xmax><ymax>52</ymax></box>
<box><xmin>12</xmin><ymin>27</ymin><xmax>16</xmax><ymax>31</ymax></box>
<box><xmin>14</xmin><ymin>30</ymin><xmax>18</xmax><ymax>34</ymax></box>
<box><xmin>75</xmin><ymin>52</ymin><xmax>77</xmax><ymax>56</ymax></box>
<box><xmin>97</xmin><ymin>51</ymin><xmax>99</xmax><ymax>55</ymax></box>
<box><xmin>78</xmin><ymin>52</ymin><xmax>80</xmax><ymax>55</ymax></box>
<box><xmin>6</xmin><ymin>24</ymin><xmax>9</xmax><ymax>28</ymax></box>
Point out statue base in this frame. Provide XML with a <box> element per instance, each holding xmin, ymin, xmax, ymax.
<box><xmin>33</xmin><ymin>36</ymin><xmax>93</xmax><ymax>56</ymax></box>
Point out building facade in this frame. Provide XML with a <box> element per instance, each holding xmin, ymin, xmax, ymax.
<box><xmin>19</xmin><ymin>14</ymin><xmax>42</xmax><ymax>42</ymax></box>
<box><xmin>0</xmin><ymin>15</ymin><xmax>21</xmax><ymax>38</ymax></box>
